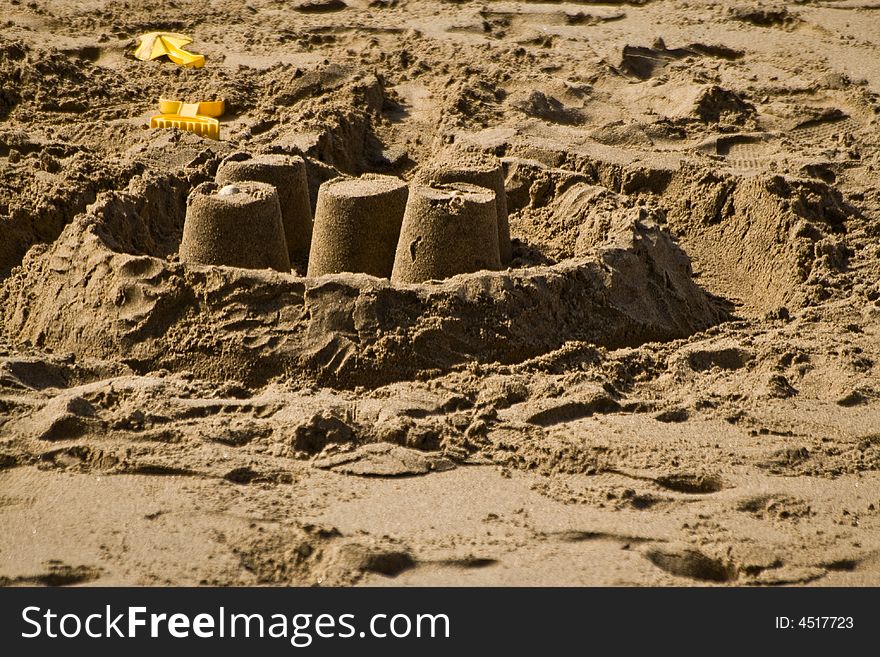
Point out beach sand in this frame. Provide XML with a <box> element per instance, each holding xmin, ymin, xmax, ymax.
<box><xmin>1</xmin><ymin>0</ymin><xmax>879</xmax><ymax>586</ymax></box>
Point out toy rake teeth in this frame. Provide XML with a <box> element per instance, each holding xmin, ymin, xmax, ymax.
<box><xmin>149</xmin><ymin>99</ymin><xmax>225</xmax><ymax>140</ymax></box>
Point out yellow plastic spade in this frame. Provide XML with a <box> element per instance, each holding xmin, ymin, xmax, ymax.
<box><xmin>134</xmin><ymin>32</ymin><xmax>205</xmax><ymax>69</ymax></box>
<box><xmin>158</xmin><ymin>99</ymin><xmax>224</xmax><ymax>117</ymax></box>
<box><xmin>150</xmin><ymin>99</ymin><xmax>225</xmax><ymax>140</ymax></box>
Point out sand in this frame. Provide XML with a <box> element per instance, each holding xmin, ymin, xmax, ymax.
<box><xmin>179</xmin><ymin>180</ymin><xmax>291</xmax><ymax>272</ymax></box>
<box><xmin>391</xmin><ymin>182</ymin><xmax>501</xmax><ymax>283</ymax></box>
<box><xmin>216</xmin><ymin>153</ymin><xmax>314</xmax><ymax>270</ymax></box>
<box><xmin>1</xmin><ymin>0</ymin><xmax>879</xmax><ymax>587</ymax></box>
<box><xmin>307</xmin><ymin>173</ymin><xmax>409</xmax><ymax>278</ymax></box>
<box><xmin>415</xmin><ymin>147</ymin><xmax>513</xmax><ymax>264</ymax></box>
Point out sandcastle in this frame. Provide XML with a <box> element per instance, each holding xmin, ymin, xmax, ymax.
<box><xmin>178</xmin><ymin>181</ymin><xmax>291</xmax><ymax>272</ymax></box>
<box><xmin>216</xmin><ymin>154</ymin><xmax>313</xmax><ymax>269</ymax></box>
<box><xmin>307</xmin><ymin>174</ymin><xmax>409</xmax><ymax>278</ymax></box>
<box><xmin>1</xmin><ymin>156</ymin><xmax>727</xmax><ymax>389</ymax></box>
<box><xmin>391</xmin><ymin>182</ymin><xmax>501</xmax><ymax>284</ymax></box>
<box><xmin>415</xmin><ymin>148</ymin><xmax>512</xmax><ymax>264</ymax></box>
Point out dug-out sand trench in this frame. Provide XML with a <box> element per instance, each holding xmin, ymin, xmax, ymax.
<box><xmin>0</xmin><ymin>158</ymin><xmax>727</xmax><ymax>388</ymax></box>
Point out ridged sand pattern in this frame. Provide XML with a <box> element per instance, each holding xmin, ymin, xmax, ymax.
<box><xmin>216</xmin><ymin>154</ymin><xmax>313</xmax><ymax>270</ymax></box>
<box><xmin>415</xmin><ymin>148</ymin><xmax>512</xmax><ymax>264</ymax></box>
<box><xmin>391</xmin><ymin>182</ymin><xmax>500</xmax><ymax>284</ymax></box>
<box><xmin>179</xmin><ymin>181</ymin><xmax>291</xmax><ymax>272</ymax></box>
<box><xmin>307</xmin><ymin>174</ymin><xmax>409</xmax><ymax>278</ymax></box>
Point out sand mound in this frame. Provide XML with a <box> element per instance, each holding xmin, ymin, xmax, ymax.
<box><xmin>663</xmin><ymin>170</ymin><xmax>855</xmax><ymax>312</ymax></box>
<box><xmin>501</xmin><ymin>139</ymin><xmax>857</xmax><ymax>314</ymax></box>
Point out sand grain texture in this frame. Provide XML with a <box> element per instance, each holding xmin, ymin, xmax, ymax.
<box><xmin>0</xmin><ymin>0</ymin><xmax>879</xmax><ymax>587</ymax></box>
<box><xmin>307</xmin><ymin>174</ymin><xmax>409</xmax><ymax>278</ymax></box>
<box><xmin>216</xmin><ymin>153</ymin><xmax>313</xmax><ymax>270</ymax></box>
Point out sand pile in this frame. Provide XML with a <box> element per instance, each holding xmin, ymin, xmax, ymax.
<box><xmin>501</xmin><ymin>142</ymin><xmax>858</xmax><ymax>314</ymax></box>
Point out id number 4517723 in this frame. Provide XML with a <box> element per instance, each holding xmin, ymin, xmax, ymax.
<box><xmin>775</xmin><ymin>617</ymin><xmax>854</xmax><ymax>629</ymax></box>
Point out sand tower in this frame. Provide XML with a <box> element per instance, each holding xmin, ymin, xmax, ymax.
<box><xmin>216</xmin><ymin>154</ymin><xmax>313</xmax><ymax>269</ymax></box>
<box><xmin>415</xmin><ymin>148</ymin><xmax>512</xmax><ymax>264</ymax></box>
<box><xmin>179</xmin><ymin>181</ymin><xmax>291</xmax><ymax>272</ymax></box>
<box><xmin>391</xmin><ymin>182</ymin><xmax>500</xmax><ymax>284</ymax></box>
<box><xmin>307</xmin><ymin>174</ymin><xmax>409</xmax><ymax>278</ymax></box>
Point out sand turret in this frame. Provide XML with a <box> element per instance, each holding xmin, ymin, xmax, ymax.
<box><xmin>391</xmin><ymin>182</ymin><xmax>500</xmax><ymax>284</ymax></box>
<box><xmin>307</xmin><ymin>174</ymin><xmax>409</xmax><ymax>278</ymax></box>
<box><xmin>415</xmin><ymin>148</ymin><xmax>511</xmax><ymax>264</ymax></box>
<box><xmin>179</xmin><ymin>181</ymin><xmax>291</xmax><ymax>272</ymax></box>
<box><xmin>216</xmin><ymin>153</ymin><xmax>312</xmax><ymax>270</ymax></box>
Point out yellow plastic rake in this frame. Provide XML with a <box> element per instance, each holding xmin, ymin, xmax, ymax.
<box><xmin>134</xmin><ymin>32</ymin><xmax>205</xmax><ymax>69</ymax></box>
<box><xmin>149</xmin><ymin>99</ymin><xmax>225</xmax><ymax>140</ymax></box>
